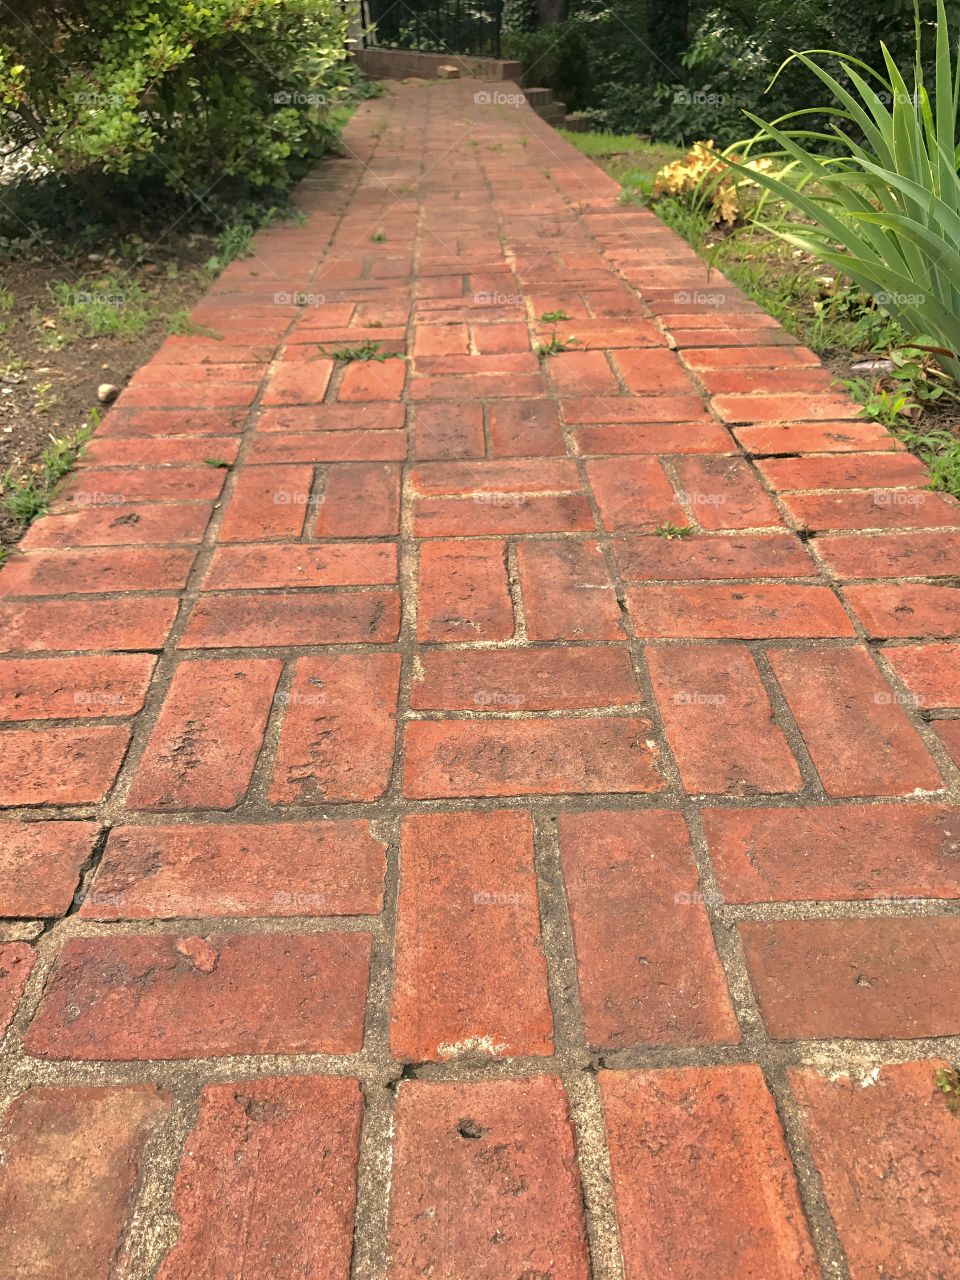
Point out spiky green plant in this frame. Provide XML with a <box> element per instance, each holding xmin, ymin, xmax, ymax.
<box><xmin>728</xmin><ymin>0</ymin><xmax>960</xmax><ymax>381</ymax></box>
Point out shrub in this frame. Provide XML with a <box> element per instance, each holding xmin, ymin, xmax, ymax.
<box><xmin>0</xmin><ymin>0</ymin><xmax>350</xmax><ymax>197</ymax></box>
<box><xmin>730</xmin><ymin>0</ymin><xmax>960</xmax><ymax>381</ymax></box>
<box><xmin>504</xmin><ymin>21</ymin><xmax>594</xmax><ymax>109</ymax></box>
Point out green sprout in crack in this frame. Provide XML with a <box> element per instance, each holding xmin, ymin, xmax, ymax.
<box><xmin>535</xmin><ymin>330</ymin><xmax>579</xmax><ymax>358</ymax></box>
<box><xmin>539</xmin><ymin>310</ymin><xmax>570</xmax><ymax>323</ymax></box>
<box><xmin>370</xmin><ymin>229</ymin><xmax>387</xmax><ymax>242</ymax></box>
<box><xmin>655</xmin><ymin>521</ymin><xmax>693</xmax><ymax>539</ymax></box>
<box><xmin>326</xmin><ymin>340</ymin><xmax>396</xmax><ymax>363</ymax></box>
<box><xmin>936</xmin><ymin>1067</ymin><xmax>960</xmax><ymax>1113</ymax></box>
<box><xmin>203</xmin><ymin>457</ymin><xmax>231</xmax><ymax>468</ymax></box>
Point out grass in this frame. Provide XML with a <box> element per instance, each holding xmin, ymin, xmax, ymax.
<box><xmin>535</xmin><ymin>330</ymin><xmax>579</xmax><ymax>358</ymax></box>
<box><xmin>46</xmin><ymin>275</ymin><xmax>152</xmax><ymax>341</ymax></box>
<box><xmin>326</xmin><ymin>341</ymin><xmax>395</xmax><ymax>362</ymax></box>
<box><xmin>655</xmin><ymin>521</ymin><xmax>693</xmax><ymax>539</ymax></box>
<box><xmin>1</xmin><ymin>420</ymin><xmax>94</xmax><ymax>528</ymax></box>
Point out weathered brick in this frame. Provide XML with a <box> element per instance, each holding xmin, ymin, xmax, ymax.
<box><xmin>337</xmin><ymin>357</ymin><xmax>406</xmax><ymax>401</ymax></box>
<box><xmin>0</xmin><ymin>942</ymin><xmax>35</xmax><ymax>1034</ymax></box>
<box><xmin>784</xmin><ymin>490</ymin><xmax>960</xmax><ymax>531</ymax></box>
<box><xmin>843</xmin><ymin>583</ymin><xmax>960</xmax><ymax>638</ymax></box>
<box><xmin>0</xmin><ymin>548</ymin><xmax>195</xmax><ymax>596</ymax></box>
<box><xmin>934</xmin><ymin>718</ymin><xmax>960</xmax><ymax>768</ymax></box>
<box><xmin>560</xmin><ymin>811</ymin><xmax>737</xmax><ymax>1047</ymax></box>
<box><xmin>697</xmin><ymin>366</ymin><xmax>836</xmax><ymax>396</ymax></box>
<box><xmin>768</xmin><ymin>646</ymin><xmax>942</xmax><ymax>796</ymax></box>
<box><xmin>612</xmin><ymin>347</ymin><xmax>696</xmax><ymax>393</ymax></box>
<box><xmin>0</xmin><ymin>1085</ymin><xmax>172</xmax><ymax>1278</ymax></box>
<box><xmin>414</xmin><ymin>324</ymin><xmax>468</xmax><ymax>356</ymax></box>
<box><xmin>100</xmin><ymin>408</ymin><xmax>247</xmax><ymax>438</ymax></box>
<box><xmin>1</xmin><ymin>727</ymin><xmax>130</xmax><ymax>806</ymax></box>
<box><xmin>203</xmin><ymin>541</ymin><xmax>396</xmax><ymax>589</ymax></box>
<box><xmin>758</xmin><ymin>451</ymin><xmax>930</xmax><ymax>491</ymax></box>
<box><xmin>404</xmin><ymin>718</ymin><xmax>665</xmax><ymax>798</ymax></box>
<box><xmin>411</xmin><ymin>646</ymin><xmax>640</xmax><ymax>710</ymax></box>
<box><xmin>417</xmin><ymin>539</ymin><xmax>514</xmax><ymax>642</ymax></box>
<box><xmin>0</xmin><ymin>655</ymin><xmax>155</xmax><ymax>722</ymax></box>
<box><xmin>790</xmin><ymin>1062</ymin><xmax>960</xmax><ymax>1280</ymax></box>
<box><xmin>586</xmin><ymin>456</ymin><xmax>685</xmax><ymax>531</ymax></box>
<box><xmin>270</xmin><ymin>653</ymin><xmax>400</xmax><ymax>803</ymax></box>
<box><xmin>601</xmin><ymin>1067</ymin><xmax>817</xmax><ymax>1279</ymax></box>
<box><xmin>115</xmin><ymin>381</ymin><xmax>259</xmax><ymax>410</ymax></box>
<box><xmin>672</xmin><ymin>456</ymin><xmax>783</xmax><ymax>529</ymax></box>
<box><xmin>262</xmin><ymin>361</ymin><xmax>334</xmax><ymax>405</ymax></box>
<box><xmin>157</xmin><ymin>1077</ymin><xmax>362</xmax><ymax>1280</ymax></box>
<box><xmin>883</xmin><ymin>643</ymin><xmax>960</xmax><ymax>709</ymax></box>
<box><xmin>516</xmin><ymin>539</ymin><xmax>624</xmax><ymax>640</ymax></box>
<box><xmin>391</xmin><ymin>811</ymin><xmax>553</xmax><ymax>1060</ymax></box>
<box><xmin>56</xmin><ymin>465</ymin><xmax>225</xmax><ymax>506</ymax></box>
<box><xmin>0</xmin><ymin>597</ymin><xmax>178</xmax><ymax>654</ymax></box>
<box><xmin>388</xmin><ymin>1078</ymin><xmax>589</xmax><ymax>1276</ymax></box>
<box><xmin>127</xmin><ymin>659</ymin><xmax>281</xmax><ymax>810</ymax></box>
<box><xmin>648</xmin><ymin>645</ymin><xmax>802</xmax><ymax>795</ymax></box>
<box><xmin>683</xmin><ymin>344</ymin><xmax>820</xmax><ymax>370</ymax></box>
<box><xmin>414</xmin><ymin>492</ymin><xmax>594</xmax><ymax>536</ymax></box>
<box><xmin>815</xmin><ymin>531</ymin><xmax>960</xmax><ymax>579</ymax></box>
<box><xmin>615</xmin><ymin>533</ymin><xmax>814</xmax><ymax>581</ymax></box>
<box><xmin>20</xmin><ymin>502</ymin><xmax>213</xmax><ymax>550</ymax></box>
<box><xmin>256</xmin><ymin>401</ymin><xmax>405</xmax><ymax>433</ymax></box>
<box><xmin>546</xmin><ymin>349</ymin><xmax>621</xmax><ymax>395</ymax></box>
<box><xmin>562</xmin><ymin>395</ymin><xmax>710</xmax><ymax>424</ymax></box>
<box><xmin>182</xmin><ymin>590</ymin><xmax>399</xmax><ymax>647</ymax></box>
<box><xmin>25</xmin><ymin>932</ymin><xmax>371</xmax><ymax>1058</ymax></box>
<box><xmin>714</xmin><ymin>392</ymin><xmax>860</xmax><ymax>422</ymax></box>
<box><xmin>413</xmin><ymin>401</ymin><xmax>485</xmax><ymax>459</ymax></box>
<box><xmin>627</xmin><ymin>584</ymin><xmax>854</xmax><ymax>638</ymax></box>
<box><xmin>572</xmin><ymin>421</ymin><xmax>734</xmax><ymax>455</ymax></box>
<box><xmin>217</xmin><ymin>464</ymin><xmax>313</xmax><ymax>541</ymax></box>
<box><xmin>703</xmin><ymin>804</ymin><xmax>960</xmax><ymax>902</ymax></box>
<box><xmin>411</xmin><ymin>458</ymin><xmax>580</xmax><ymax>495</ymax></box>
<box><xmin>488</xmin><ymin>399</ymin><xmax>565</xmax><ymax>456</ymax></box>
<box><xmin>740</xmin><ymin>917</ymin><xmax>960</xmax><ymax>1038</ymax></box>
<box><xmin>82</xmin><ymin>821</ymin><xmax>385</xmax><ymax>919</ymax></box>
<box><xmin>312</xmin><ymin>463</ymin><xmax>401</xmax><ymax>536</ymax></box>
<box><xmin>472</xmin><ymin>321</ymin><xmax>531</xmax><ymax>354</ymax></box>
<box><xmin>0</xmin><ymin>821</ymin><xmax>96</xmax><ymax>916</ymax></box>
<box><xmin>735</xmin><ymin>421</ymin><xmax>901</xmax><ymax>454</ymax></box>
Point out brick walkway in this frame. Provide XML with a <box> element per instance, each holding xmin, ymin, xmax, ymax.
<box><xmin>1</xmin><ymin>80</ymin><xmax>959</xmax><ymax>1278</ymax></box>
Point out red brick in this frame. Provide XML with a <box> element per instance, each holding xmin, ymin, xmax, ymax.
<box><xmin>649</xmin><ymin>645</ymin><xmax>802</xmax><ymax>795</ymax></box>
<box><xmin>20</xmin><ymin>502</ymin><xmax>213</xmax><ymax>549</ymax></box>
<box><xmin>411</xmin><ymin>458</ymin><xmax>580</xmax><ymax>495</ymax></box>
<box><xmin>673</xmin><ymin>456</ymin><xmax>782</xmax><ymax>529</ymax></box>
<box><xmin>182</xmin><ymin>589</ymin><xmax>399</xmax><ymax>647</ymax></box>
<box><xmin>203</xmin><ymin>541</ymin><xmax>396</xmax><ymax>589</ymax></box>
<box><xmin>934</xmin><ymin>718</ymin><xmax>960</xmax><ymax>767</ymax></box>
<box><xmin>572</xmin><ymin>421</ymin><xmax>734</xmax><ymax>454</ymax></box>
<box><xmin>100</xmin><ymin>408</ymin><xmax>247</xmax><ymax>437</ymax></box>
<box><xmin>414</xmin><ymin>492</ymin><xmax>594</xmax><ymax>536</ymax></box>
<box><xmin>884</xmin><ymin>643</ymin><xmax>960</xmax><ymax>709</ymax></box>
<box><xmin>0</xmin><ymin>1085</ymin><xmax>171</xmax><ymax>1277</ymax></box>
<box><xmin>516</xmin><ymin>540</ymin><xmax>625</xmax><ymax>640</ymax></box>
<box><xmin>25</xmin><ymin>931</ymin><xmax>371</xmax><ymax>1058</ymax></box>
<box><xmin>413</xmin><ymin>401</ymin><xmax>485</xmax><ymax>459</ymax></box>
<box><xmin>388</xmin><ymin>1077</ymin><xmax>589</xmax><ymax>1276</ymax></box>
<box><xmin>769</xmin><ymin>646</ymin><xmax>942</xmax><ymax>796</ymax></box>
<box><xmin>262</xmin><ymin>361</ymin><xmax>334</xmax><ymax>405</ymax></box>
<box><xmin>790</xmin><ymin>1062</ymin><xmax>960</xmax><ymax>1280</ymax></box>
<box><xmin>815</xmin><ymin>531</ymin><xmax>960</xmax><ymax>579</ymax></box>
<box><xmin>414</xmin><ymin>324</ymin><xmax>468</xmax><ymax>356</ymax></box>
<box><xmin>488</xmin><ymin>399</ymin><xmax>567</xmax><ymax>456</ymax></box>
<box><xmin>536</xmin><ymin>318</ymin><xmax>663</xmax><ymax>348</ymax></box>
<box><xmin>0</xmin><ymin>821</ymin><xmax>96</xmax><ymax>916</ymax></box>
<box><xmin>586</xmin><ymin>456</ymin><xmax>685</xmax><ymax>531</ymax></box>
<box><xmin>615</xmin><ymin>533</ymin><xmax>813</xmax><ymax>580</ymax></box>
<box><xmin>757</xmin><ymin>451</ymin><xmax>930</xmax><ymax>491</ymax></box>
<box><xmin>843</xmin><ymin>583</ymin><xmax>960</xmax><ymax>638</ymax></box>
<box><xmin>546</xmin><ymin>349</ymin><xmax>621</xmax><ymax>395</ymax></box>
<box><xmin>697</xmin><ymin>366</ymin><xmax>836</xmax><ymax>396</ymax></box>
<box><xmin>739</xmin><ymin>917</ymin><xmax>960</xmax><ymax>1038</ymax></box>
<box><xmin>602</xmin><ymin>1067</ymin><xmax>817</xmax><ymax>1279</ymax></box>
<box><xmin>785</xmin><ymin>490</ymin><xmax>960</xmax><ymax>531</ymax></box>
<box><xmin>560</xmin><ymin>810</ymin><xmax>736</xmax><ymax>1046</ymax></box>
<box><xmin>55</xmin><ymin>466</ymin><xmax>224</xmax><ymax>507</ymax></box>
<box><xmin>627</xmin><ymin>584</ymin><xmax>854</xmax><ymax>638</ymax></box>
<box><xmin>250</xmin><ymin>427</ymin><xmax>409</xmax><ymax>463</ymax></box>
<box><xmin>128</xmin><ymin>659</ymin><xmax>281</xmax><ymax>810</ymax></box>
<box><xmin>612</xmin><ymin>347</ymin><xmax>696</xmax><ymax>393</ymax></box>
<box><xmin>0</xmin><ymin>942</ymin><xmax>34</xmax><ymax>1034</ymax></box>
<box><xmin>312</xmin><ymin>463</ymin><xmax>400</xmax><ymax>536</ymax></box>
<box><xmin>129</xmin><ymin>361</ymin><xmax>263</xmax><ymax>386</ymax></box>
<box><xmin>0</xmin><ymin>598</ymin><xmax>178</xmax><ymax>653</ymax></box>
<box><xmin>115</xmin><ymin>381</ymin><xmax>259</xmax><ymax>410</ymax></box>
<box><xmin>82</xmin><ymin>821</ymin><xmax>385</xmax><ymax>919</ymax></box>
<box><xmin>704</xmin><ymin>803</ymin><xmax>960</xmax><ymax>902</ymax></box>
<box><xmin>158</xmin><ymin>1077</ymin><xmax>363</xmax><ymax>1280</ymax></box>
<box><xmin>217</xmin><ymin>464</ymin><xmax>314</xmax><ymax>541</ymax></box>
<box><xmin>391</xmin><ymin>811</ymin><xmax>553</xmax><ymax>1060</ymax></box>
<box><xmin>683</xmin><ymin>345</ymin><xmax>820</xmax><ymax>370</ymax></box>
<box><xmin>403</xmin><ymin>717</ymin><xmax>665</xmax><ymax>798</ymax></box>
<box><xmin>714</xmin><ymin>392</ymin><xmax>860</xmax><ymax>422</ymax></box>
<box><xmin>0</xmin><ymin>655</ymin><xmax>155</xmax><ymax>722</ymax></box>
<box><xmin>337</xmin><ymin>357</ymin><xmax>406</xmax><ymax>401</ymax></box>
<box><xmin>472</xmin><ymin>321</ymin><xmax>531</xmax><ymax>353</ymax></box>
<box><xmin>412</xmin><ymin>646</ymin><xmax>639</xmax><ymax>711</ymax></box>
<box><xmin>256</xmin><ymin>403</ymin><xmax>405</xmax><ymax>433</ymax></box>
<box><xmin>415</xmin><ymin>354</ymin><xmax>538</xmax><ymax>377</ymax></box>
<box><xmin>412</xmin><ymin>372</ymin><xmax>545</xmax><ymax>400</ymax></box>
<box><xmin>562</xmin><ymin>395</ymin><xmax>710</xmax><ymax>424</ymax></box>
<box><xmin>0</xmin><ymin>547</ymin><xmax>194</xmax><ymax>596</ymax></box>
<box><xmin>417</xmin><ymin>539</ymin><xmax>513</xmax><ymax>641</ymax></box>
<box><xmin>0</xmin><ymin>726</ymin><xmax>129</xmax><ymax>806</ymax></box>
<box><xmin>270</xmin><ymin>653</ymin><xmax>400</xmax><ymax>803</ymax></box>
<box><xmin>735</xmin><ymin>421</ymin><xmax>901</xmax><ymax>454</ymax></box>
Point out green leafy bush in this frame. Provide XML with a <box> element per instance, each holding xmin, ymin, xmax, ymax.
<box><xmin>0</xmin><ymin>0</ymin><xmax>350</xmax><ymax>196</ymax></box>
<box><xmin>730</xmin><ymin>0</ymin><xmax>960</xmax><ymax>381</ymax></box>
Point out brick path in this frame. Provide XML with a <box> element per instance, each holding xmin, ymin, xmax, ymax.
<box><xmin>1</xmin><ymin>80</ymin><xmax>959</xmax><ymax>1278</ymax></box>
